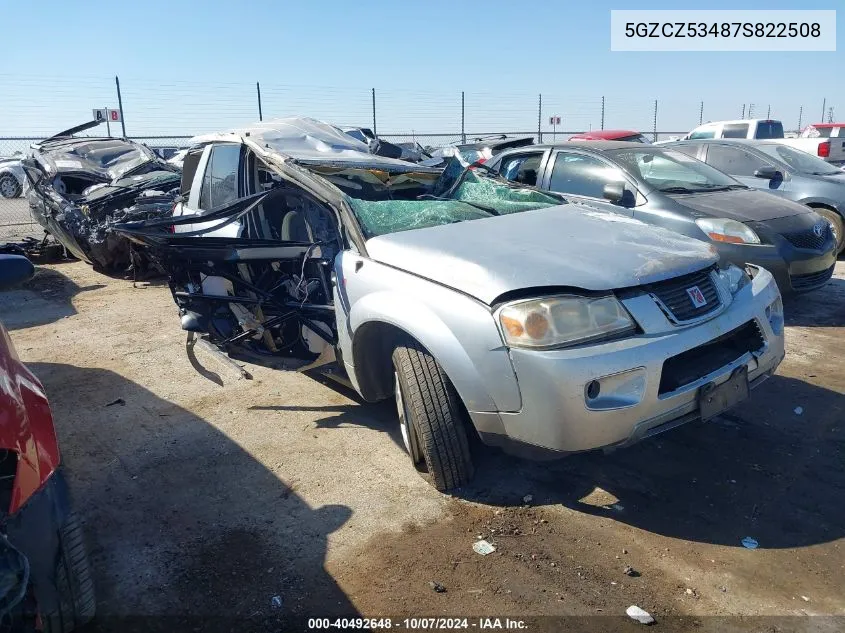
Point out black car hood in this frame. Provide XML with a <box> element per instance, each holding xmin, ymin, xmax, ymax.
<box><xmin>670</xmin><ymin>188</ymin><xmax>814</xmax><ymax>222</ymax></box>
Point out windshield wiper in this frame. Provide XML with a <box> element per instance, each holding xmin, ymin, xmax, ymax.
<box><xmin>417</xmin><ymin>194</ymin><xmax>500</xmax><ymax>216</ymax></box>
<box><xmin>658</xmin><ymin>186</ymin><xmax>699</xmax><ymax>193</ymax></box>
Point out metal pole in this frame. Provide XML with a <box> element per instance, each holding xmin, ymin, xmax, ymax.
<box><xmin>798</xmin><ymin>106</ymin><xmax>803</xmax><ymax>132</ymax></box>
<box><xmin>115</xmin><ymin>76</ymin><xmax>127</xmax><ymax>137</ymax></box>
<box><xmin>601</xmin><ymin>96</ymin><xmax>605</xmax><ymax>130</ymax></box>
<box><xmin>461</xmin><ymin>91</ymin><xmax>465</xmax><ymax>144</ymax></box>
<box><xmin>105</xmin><ymin>105</ymin><xmax>111</xmax><ymax>137</ymax></box>
<box><xmin>652</xmin><ymin>99</ymin><xmax>657</xmax><ymax>142</ymax></box>
<box><xmin>256</xmin><ymin>82</ymin><xmax>263</xmax><ymax>121</ymax></box>
<box><xmin>748</xmin><ymin>103</ymin><xmax>755</xmax><ymax>119</ymax></box>
<box><xmin>371</xmin><ymin>88</ymin><xmax>377</xmax><ymax>136</ymax></box>
<box><xmin>821</xmin><ymin>98</ymin><xmax>826</xmax><ymax>123</ymax></box>
<box><xmin>741</xmin><ymin>103</ymin><xmax>746</xmax><ymax>119</ymax></box>
<box><xmin>699</xmin><ymin>101</ymin><xmax>704</xmax><ymax>125</ymax></box>
<box><xmin>767</xmin><ymin>105</ymin><xmax>771</xmax><ymax>119</ymax></box>
<box><xmin>537</xmin><ymin>94</ymin><xmax>542</xmax><ymax>143</ymax></box>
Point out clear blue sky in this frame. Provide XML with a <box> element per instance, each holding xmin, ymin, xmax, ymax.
<box><xmin>0</xmin><ymin>0</ymin><xmax>841</xmax><ymax>138</ymax></box>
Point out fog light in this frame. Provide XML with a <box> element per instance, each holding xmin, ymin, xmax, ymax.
<box><xmin>766</xmin><ymin>296</ymin><xmax>784</xmax><ymax>336</ymax></box>
<box><xmin>584</xmin><ymin>368</ymin><xmax>647</xmax><ymax>411</ymax></box>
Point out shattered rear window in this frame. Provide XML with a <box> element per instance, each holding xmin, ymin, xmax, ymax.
<box><xmin>348</xmin><ymin>170</ymin><xmax>561</xmax><ymax>238</ymax></box>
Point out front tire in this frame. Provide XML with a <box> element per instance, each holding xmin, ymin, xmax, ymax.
<box><xmin>42</xmin><ymin>513</ymin><xmax>96</xmax><ymax>633</ymax></box>
<box><xmin>392</xmin><ymin>340</ymin><xmax>474</xmax><ymax>491</ymax></box>
<box><xmin>0</xmin><ymin>175</ymin><xmax>22</xmax><ymax>199</ymax></box>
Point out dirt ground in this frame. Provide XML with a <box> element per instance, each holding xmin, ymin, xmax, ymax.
<box><xmin>2</xmin><ymin>259</ymin><xmax>844</xmax><ymax>633</ymax></box>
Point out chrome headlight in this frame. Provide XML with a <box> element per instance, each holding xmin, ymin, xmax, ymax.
<box><xmin>695</xmin><ymin>218</ymin><xmax>760</xmax><ymax>245</ymax></box>
<box><xmin>717</xmin><ymin>263</ymin><xmax>751</xmax><ymax>295</ymax></box>
<box><xmin>498</xmin><ymin>295</ymin><xmax>636</xmax><ymax>349</ymax></box>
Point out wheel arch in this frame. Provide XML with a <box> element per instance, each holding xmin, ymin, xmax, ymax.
<box><xmin>348</xmin><ymin>296</ymin><xmax>507</xmax><ymax>414</ymax></box>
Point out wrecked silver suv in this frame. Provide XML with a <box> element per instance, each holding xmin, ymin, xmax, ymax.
<box><xmin>117</xmin><ymin>117</ymin><xmax>786</xmax><ymax>491</ymax></box>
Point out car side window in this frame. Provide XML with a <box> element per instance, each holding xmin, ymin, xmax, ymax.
<box><xmin>498</xmin><ymin>152</ymin><xmax>543</xmax><ymax>186</ymax></box>
<box><xmin>705</xmin><ymin>145</ymin><xmax>770</xmax><ymax>177</ymax></box>
<box><xmin>671</xmin><ymin>144</ymin><xmax>702</xmax><ymax>159</ymax></box>
<box><xmin>548</xmin><ymin>151</ymin><xmax>626</xmax><ymax>199</ymax></box>
<box><xmin>199</xmin><ymin>144</ymin><xmax>241</xmax><ymax>211</ymax></box>
<box><xmin>721</xmin><ymin>123</ymin><xmax>749</xmax><ymax>139</ymax></box>
<box><xmin>689</xmin><ymin>128</ymin><xmax>715</xmax><ymax>139</ymax></box>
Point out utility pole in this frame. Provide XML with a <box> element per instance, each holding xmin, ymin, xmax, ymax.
<box><xmin>748</xmin><ymin>103</ymin><xmax>755</xmax><ymax>119</ymax></box>
<box><xmin>741</xmin><ymin>103</ymin><xmax>746</xmax><ymax>119</ymax></box>
<box><xmin>537</xmin><ymin>94</ymin><xmax>542</xmax><ymax>143</ymax></box>
<box><xmin>821</xmin><ymin>98</ymin><xmax>826</xmax><ymax>123</ymax></box>
<box><xmin>256</xmin><ymin>82</ymin><xmax>263</xmax><ymax>121</ymax></box>
<box><xmin>104</xmin><ymin>105</ymin><xmax>111</xmax><ymax>137</ymax></box>
<box><xmin>798</xmin><ymin>106</ymin><xmax>803</xmax><ymax>132</ymax></box>
<box><xmin>371</xmin><ymin>88</ymin><xmax>377</xmax><ymax>136</ymax></box>
<box><xmin>601</xmin><ymin>96</ymin><xmax>605</xmax><ymax>130</ymax></box>
<box><xmin>115</xmin><ymin>75</ymin><xmax>127</xmax><ymax>137</ymax></box>
<box><xmin>767</xmin><ymin>105</ymin><xmax>771</xmax><ymax>119</ymax></box>
<box><xmin>699</xmin><ymin>101</ymin><xmax>704</xmax><ymax>125</ymax></box>
<box><xmin>461</xmin><ymin>91</ymin><xmax>465</xmax><ymax>144</ymax></box>
<box><xmin>652</xmin><ymin>99</ymin><xmax>658</xmax><ymax>142</ymax></box>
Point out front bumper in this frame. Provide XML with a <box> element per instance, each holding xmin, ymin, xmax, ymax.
<box><xmin>470</xmin><ymin>267</ymin><xmax>784</xmax><ymax>456</ymax></box>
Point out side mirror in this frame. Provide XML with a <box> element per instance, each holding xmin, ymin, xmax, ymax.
<box><xmin>602</xmin><ymin>182</ymin><xmax>635</xmax><ymax>207</ymax></box>
<box><xmin>0</xmin><ymin>255</ymin><xmax>35</xmax><ymax>290</ymax></box>
<box><xmin>754</xmin><ymin>166</ymin><xmax>782</xmax><ymax>180</ymax></box>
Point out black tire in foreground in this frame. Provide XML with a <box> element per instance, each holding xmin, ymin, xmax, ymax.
<box><xmin>42</xmin><ymin>513</ymin><xmax>96</xmax><ymax>633</ymax></box>
<box><xmin>392</xmin><ymin>340</ymin><xmax>474</xmax><ymax>491</ymax></box>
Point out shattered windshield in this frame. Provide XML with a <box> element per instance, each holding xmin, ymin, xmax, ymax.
<box><xmin>344</xmin><ymin>167</ymin><xmax>562</xmax><ymax>238</ymax></box>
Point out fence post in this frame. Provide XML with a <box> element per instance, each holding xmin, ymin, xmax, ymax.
<box><xmin>256</xmin><ymin>82</ymin><xmax>263</xmax><ymax>121</ymax></box>
<box><xmin>601</xmin><ymin>96</ymin><xmax>605</xmax><ymax>130</ymax></box>
<box><xmin>115</xmin><ymin>76</ymin><xmax>127</xmax><ymax>137</ymax></box>
<box><xmin>798</xmin><ymin>106</ymin><xmax>803</xmax><ymax>132</ymax></box>
<box><xmin>461</xmin><ymin>91</ymin><xmax>466</xmax><ymax>144</ymax></box>
<box><xmin>371</xmin><ymin>88</ymin><xmax>377</xmax><ymax>136</ymax></box>
<box><xmin>652</xmin><ymin>99</ymin><xmax>657</xmax><ymax>142</ymax></box>
<box><xmin>699</xmin><ymin>101</ymin><xmax>703</xmax><ymax>125</ymax></box>
<box><xmin>537</xmin><ymin>94</ymin><xmax>543</xmax><ymax>143</ymax></box>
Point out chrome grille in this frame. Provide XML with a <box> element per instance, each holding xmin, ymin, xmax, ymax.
<box><xmin>782</xmin><ymin>224</ymin><xmax>830</xmax><ymax>251</ymax></box>
<box><xmin>644</xmin><ymin>266</ymin><xmax>721</xmax><ymax>323</ymax></box>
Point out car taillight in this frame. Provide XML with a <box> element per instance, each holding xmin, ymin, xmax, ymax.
<box><xmin>818</xmin><ymin>141</ymin><xmax>831</xmax><ymax>157</ymax></box>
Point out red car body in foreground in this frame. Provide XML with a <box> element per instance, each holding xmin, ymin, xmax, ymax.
<box><xmin>568</xmin><ymin>129</ymin><xmax>651</xmax><ymax>143</ymax></box>
<box><xmin>0</xmin><ymin>254</ymin><xmax>94</xmax><ymax>632</ymax></box>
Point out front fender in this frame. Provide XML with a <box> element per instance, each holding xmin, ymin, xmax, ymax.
<box><xmin>347</xmin><ymin>286</ymin><xmax>522</xmax><ymax>414</ymax></box>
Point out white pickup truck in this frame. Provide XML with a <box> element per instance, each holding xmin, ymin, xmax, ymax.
<box><xmin>678</xmin><ymin>119</ymin><xmax>845</xmax><ymax>166</ymax></box>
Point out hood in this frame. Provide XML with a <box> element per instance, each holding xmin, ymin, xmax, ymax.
<box><xmin>365</xmin><ymin>205</ymin><xmax>718</xmax><ymax>304</ymax></box>
<box><xmin>671</xmin><ymin>188</ymin><xmax>813</xmax><ymax>222</ymax></box>
<box><xmin>817</xmin><ymin>171</ymin><xmax>845</xmax><ymax>186</ymax></box>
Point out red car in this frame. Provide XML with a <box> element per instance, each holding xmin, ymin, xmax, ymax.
<box><xmin>568</xmin><ymin>129</ymin><xmax>651</xmax><ymax>143</ymax></box>
<box><xmin>0</xmin><ymin>255</ymin><xmax>95</xmax><ymax>631</ymax></box>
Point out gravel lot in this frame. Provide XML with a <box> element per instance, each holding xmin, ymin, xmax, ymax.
<box><xmin>2</xmin><ymin>260</ymin><xmax>844</xmax><ymax>632</ymax></box>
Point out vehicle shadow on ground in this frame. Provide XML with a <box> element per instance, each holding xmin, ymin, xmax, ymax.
<box><xmin>248</xmin><ymin>376</ymin><xmax>405</xmax><ymax>450</ymax></box>
<box><xmin>784</xmin><ymin>277</ymin><xmax>845</xmax><ymax>327</ymax></box>
<box><xmin>30</xmin><ymin>363</ymin><xmax>358</xmax><ymax>632</ymax></box>
<box><xmin>458</xmin><ymin>374</ymin><xmax>844</xmax><ymax>550</ymax></box>
<box><xmin>0</xmin><ymin>267</ymin><xmax>105</xmax><ymax>329</ymax></box>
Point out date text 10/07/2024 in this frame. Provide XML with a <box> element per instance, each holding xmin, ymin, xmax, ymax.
<box><xmin>307</xmin><ymin>618</ymin><xmax>528</xmax><ymax>630</ymax></box>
